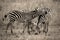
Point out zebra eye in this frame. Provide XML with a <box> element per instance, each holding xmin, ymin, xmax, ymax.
<box><xmin>45</xmin><ymin>11</ymin><xmax>47</xmax><ymax>14</ymax></box>
<box><xmin>4</xmin><ymin>15</ymin><xmax>7</xmax><ymax>18</ymax></box>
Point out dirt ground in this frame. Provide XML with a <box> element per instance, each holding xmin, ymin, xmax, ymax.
<box><xmin>0</xmin><ymin>25</ymin><xmax>60</xmax><ymax>40</ymax></box>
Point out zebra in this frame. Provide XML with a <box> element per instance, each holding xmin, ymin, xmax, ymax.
<box><xmin>36</xmin><ymin>7</ymin><xmax>51</xmax><ymax>35</ymax></box>
<box><xmin>2</xmin><ymin>8</ymin><xmax>42</xmax><ymax>34</ymax></box>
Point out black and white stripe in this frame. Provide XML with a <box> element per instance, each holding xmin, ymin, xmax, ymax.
<box><xmin>2</xmin><ymin>10</ymin><xmax>23</xmax><ymax>34</ymax></box>
<box><xmin>8</xmin><ymin>10</ymin><xmax>22</xmax><ymax>22</ymax></box>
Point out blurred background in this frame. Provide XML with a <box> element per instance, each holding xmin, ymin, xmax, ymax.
<box><xmin>0</xmin><ymin>0</ymin><xmax>60</xmax><ymax>26</ymax></box>
<box><xmin>0</xmin><ymin>0</ymin><xmax>60</xmax><ymax>40</ymax></box>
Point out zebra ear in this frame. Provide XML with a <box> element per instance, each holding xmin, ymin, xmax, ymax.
<box><xmin>33</xmin><ymin>7</ymin><xmax>39</xmax><ymax>13</ymax></box>
<box><xmin>34</xmin><ymin>7</ymin><xmax>39</xmax><ymax>10</ymax></box>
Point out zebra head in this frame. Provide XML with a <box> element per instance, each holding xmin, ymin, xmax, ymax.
<box><xmin>37</xmin><ymin>7</ymin><xmax>51</xmax><ymax>16</ymax></box>
<box><xmin>41</xmin><ymin>7</ymin><xmax>51</xmax><ymax>14</ymax></box>
<box><xmin>2</xmin><ymin>14</ymin><xmax>10</xmax><ymax>24</ymax></box>
<box><xmin>2</xmin><ymin>14</ymin><xmax>7</xmax><ymax>21</ymax></box>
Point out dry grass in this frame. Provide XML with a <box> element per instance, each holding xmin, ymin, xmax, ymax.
<box><xmin>0</xmin><ymin>0</ymin><xmax>60</xmax><ymax>40</ymax></box>
<box><xmin>0</xmin><ymin>25</ymin><xmax>60</xmax><ymax>40</ymax></box>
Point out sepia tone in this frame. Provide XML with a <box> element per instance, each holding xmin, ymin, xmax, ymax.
<box><xmin>0</xmin><ymin>0</ymin><xmax>60</xmax><ymax>40</ymax></box>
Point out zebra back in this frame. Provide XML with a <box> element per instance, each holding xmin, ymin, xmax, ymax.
<box><xmin>7</xmin><ymin>10</ymin><xmax>22</xmax><ymax>21</ymax></box>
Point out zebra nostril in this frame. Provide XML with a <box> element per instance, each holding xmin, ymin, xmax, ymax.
<box><xmin>45</xmin><ymin>11</ymin><xmax>47</xmax><ymax>14</ymax></box>
<box><xmin>2</xmin><ymin>18</ymin><xmax>4</xmax><ymax>21</ymax></box>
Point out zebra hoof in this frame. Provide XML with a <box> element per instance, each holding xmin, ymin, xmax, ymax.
<box><xmin>28</xmin><ymin>32</ymin><xmax>31</xmax><ymax>35</ymax></box>
<box><xmin>34</xmin><ymin>33</ymin><xmax>38</xmax><ymax>35</ymax></box>
<box><xmin>43</xmin><ymin>30</ymin><xmax>47</xmax><ymax>33</ymax></box>
<box><xmin>11</xmin><ymin>32</ymin><xmax>13</xmax><ymax>34</ymax></box>
<box><xmin>5</xmin><ymin>31</ymin><xmax>7</xmax><ymax>34</ymax></box>
<box><xmin>38</xmin><ymin>31</ymin><xmax>41</xmax><ymax>34</ymax></box>
<box><xmin>20</xmin><ymin>32</ymin><xmax>24</xmax><ymax>35</ymax></box>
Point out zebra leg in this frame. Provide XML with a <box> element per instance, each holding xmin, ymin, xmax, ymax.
<box><xmin>36</xmin><ymin>16</ymin><xmax>42</xmax><ymax>34</ymax></box>
<box><xmin>27</xmin><ymin>22</ymin><xmax>35</xmax><ymax>35</ymax></box>
<box><xmin>31</xmin><ymin>25</ymin><xmax>35</xmax><ymax>33</ymax></box>
<box><xmin>11</xmin><ymin>24</ymin><xmax>14</xmax><ymax>34</ymax></box>
<box><xmin>42</xmin><ymin>22</ymin><xmax>46</xmax><ymax>33</ymax></box>
<box><xmin>26</xmin><ymin>21</ymin><xmax>35</xmax><ymax>35</ymax></box>
<box><xmin>6</xmin><ymin>22</ymin><xmax>14</xmax><ymax>34</ymax></box>
<box><xmin>43</xmin><ymin>22</ymin><xmax>48</xmax><ymax>35</ymax></box>
<box><xmin>36</xmin><ymin>21</ymin><xmax>41</xmax><ymax>34</ymax></box>
<box><xmin>45</xmin><ymin>22</ymin><xmax>49</xmax><ymax>34</ymax></box>
<box><xmin>6</xmin><ymin>23</ymin><xmax>10</xmax><ymax>33</ymax></box>
<box><xmin>11</xmin><ymin>26</ymin><xmax>13</xmax><ymax>34</ymax></box>
<box><xmin>22</xmin><ymin>23</ymin><xmax>27</xmax><ymax>34</ymax></box>
<box><xmin>27</xmin><ymin>22</ymin><xmax>31</xmax><ymax>35</ymax></box>
<box><xmin>22</xmin><ymin>26</ymin><xmax>26</xmax><ymax>34</ymax></box>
